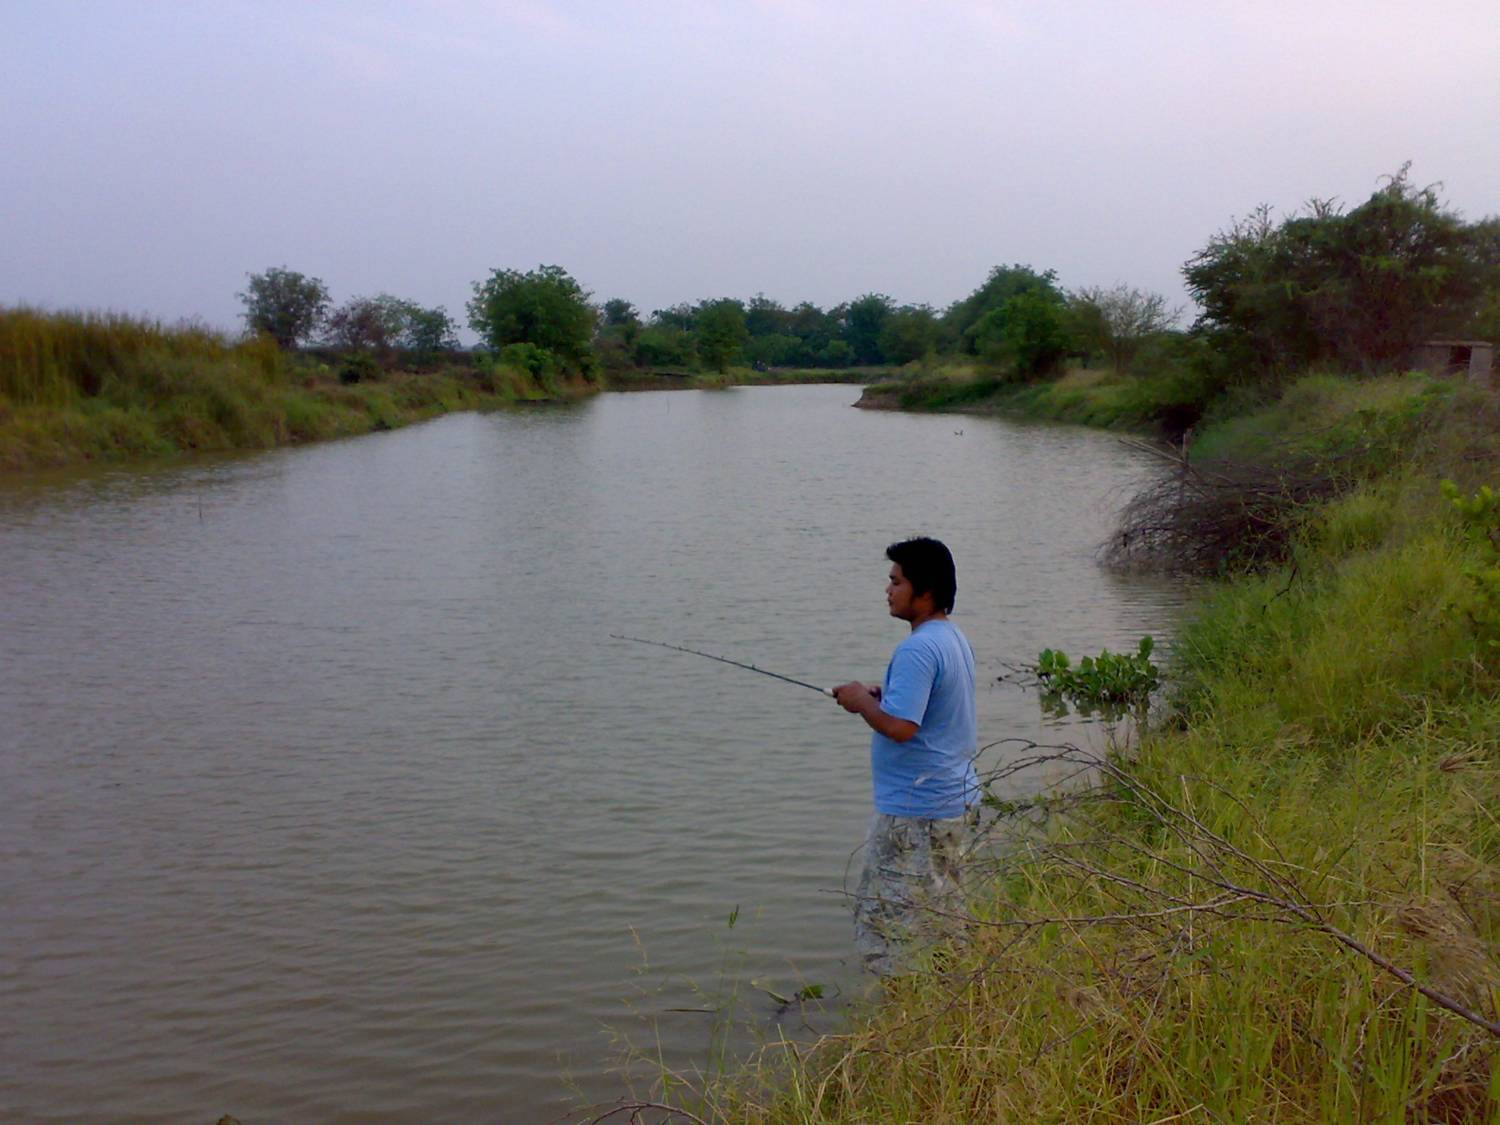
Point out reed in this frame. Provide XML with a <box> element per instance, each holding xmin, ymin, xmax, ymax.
<box><xmin>0</xmin><ymin>307</ymin><xmax>580</xmax><ymax>470</ymax></box>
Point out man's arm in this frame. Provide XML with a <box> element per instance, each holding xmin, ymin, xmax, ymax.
<box><xmin>832</xmin><ymin>682</ymin><xmax>919</xmax><ymax>742</ymax></box>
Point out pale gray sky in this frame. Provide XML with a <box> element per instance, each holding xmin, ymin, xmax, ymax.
<box><xmin>4</xmin><ymin>1</ymin><xmax>1498</xmax><ymax>338</ymax></box>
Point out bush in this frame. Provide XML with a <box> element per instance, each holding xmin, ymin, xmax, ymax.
<box><xmin>338</xmin><ymin>353</ymin><xmax>381</xmax><ymax>385</ymax></box>
<box><xmin>467</xmin><ymin>264</ymin><xmax>596</xmax><ymax>371</ymax></box>
<box><xmin>497</xmin><ymin>342</ymin><xmax>560</xmax><ymax>393</ymax></box>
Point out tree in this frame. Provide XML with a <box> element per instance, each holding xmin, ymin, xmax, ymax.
<box><xmin>599</xmin><ymin>298</ymin><xmax>642</xmax><ymax>346</ymax></box>
<box><xmin>595</xmin><ymin>299</ymin><xmax>643</xmax><ymax>369</ymax></box>
<box><xmin>842</xmin><ymin>293</ymin><xmax>895</xmax><ymax>365</ymax></box>
<box><xmin>694</xmin><ymin>299</ymin><xmax>749</xmax><ymax>373</ymax></box>
<box><xmin>238</xmin><ymin>267</ymin><xmax>330</xmax><ymax>349</ymax></box>
<box><xmin>1185</xmin><ymin>167</ymin><xmax>1500</xmax><ymax>374</ymax></box>
<box><xmin>635</xmin><ymin>325</ymin><xmax>694</xmax><ymax>367</ymax></box>
<box><xmin>649</xmin><ymin>303</ymin><xmax>696</xmax><ymax>332</ymax></box>
<box><xmin>743</xmin><ymin>333</ymin><xmax>804</xmax><ymax>367</ymax></box>
<box><xmin>946</xmin><ymin>265</ymin><xmax>1066</xmax><ymax>356</ymax></box>
<box><xmin>403</xmin><ymin>305</ymin><xmax>459</xmax><ymax>353</ymax></box>
<box><xmin>324</xmin><ymin>294</ymin><xmax>414</xmax><ymax>353</ymax></box>
<box><xmin>974</xmin><ymin>290</ymin><xmax>1071</xmax><ymax>376</ymax></box>
<box><xmin>467</xmin><ymin>264</ymin><xmax>596</xmax><ymax>370</ymax></box>
<box><xmin>1070</xmin><ymin>285</ymin><xmax>1180</xmax><ymax>372</ymax></box>
<box><xmin>878</xmin><ymin>305</ymin><xmax>939</xmax><ymax>364</ymax></box>
<box><xmin>787</xmin><ymin>302</ymin><xmax>836</xmax><ymax>362</ymax></box>
<box><xmin>746</xmin><ymin>294</ymin><xmax>793</xmax><ymax>339</ymax></box>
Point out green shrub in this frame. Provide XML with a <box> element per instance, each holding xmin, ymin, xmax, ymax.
<box><xmin>498</xmin><ymin>342</ymin><xmax>558</xmax><ymax>390</ymax></box>
<box><xmin>338</xmin><ymin>353</ymin><xmax>381</xmax><ymax>385</ymax></box>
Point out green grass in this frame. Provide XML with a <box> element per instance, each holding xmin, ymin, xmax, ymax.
<box><xmin>690</xmin><ymin>380</ymin><xmax>1500</xmax><ymax>1123</ymax></box>
<box><xmin>0</xmin><ymin>307</ymin><xmax>583</xmax><ymax>470</ymax></box>
<box><xmin>858</xmin><ymin>363</ymin><xmax>1221</xmax><ymax>434</ymax></box>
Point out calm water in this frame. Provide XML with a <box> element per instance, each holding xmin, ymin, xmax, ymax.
<box><xmin>0</xmin><ymin>385</ymin><xmax>1189</xmax><ymax>1121</ymax></box>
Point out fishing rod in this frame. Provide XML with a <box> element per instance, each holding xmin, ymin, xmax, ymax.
<box><xmin>609</xmin><ymin>634</ymin><xmax>833</xmax><ymax>697</ymax></box>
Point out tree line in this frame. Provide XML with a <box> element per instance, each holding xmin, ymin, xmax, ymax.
<box><xmin>240</xmin><ymin>167</ymin><xmax>1498</xmax><ymax>384</ymax></box>
<box><xmin>238</xmin><ymin>260</ymin><xmax>1184</xmax><ymax>381</ymax></box>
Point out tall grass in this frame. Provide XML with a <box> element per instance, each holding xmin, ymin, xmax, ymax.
<box><xmin>686</xmin><ymin>384</ymin><xmax>1500</xmax><ymax>1123</ymax></box>
<box><xmin>0</xmin><ymin>307</ymin><xmax>579</xmax><ymax>470</ymax></box>
<box><xmin>859</xmin><ymin>363</ymin><xmax>1221</xmax><ymax>434</ymax></box>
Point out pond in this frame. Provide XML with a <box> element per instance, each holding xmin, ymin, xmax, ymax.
<box><xmin>0</xmin><ymin>385</ymin><xmax>1190</xmax><ymax>1121</ymax></box>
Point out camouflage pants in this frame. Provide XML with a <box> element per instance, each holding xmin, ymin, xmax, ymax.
<box><xmin>852</xmin><ymin>811</ymin><xmax>970</xmax><ymax>976</ymax></box>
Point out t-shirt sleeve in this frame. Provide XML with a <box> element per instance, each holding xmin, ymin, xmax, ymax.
<box><xmin>881</xmin><ymin>639</ymin><xmax>937</xmax><ymax>725</ymax></box>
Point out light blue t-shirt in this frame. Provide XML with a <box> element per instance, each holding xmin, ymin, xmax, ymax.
<box><xmin>871</xmin><ymin>618</ymin><xmax>978</xmax><ymax>818</ymax></box>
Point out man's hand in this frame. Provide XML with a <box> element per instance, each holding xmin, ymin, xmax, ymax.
<box><xmin>832</xmin><ymin>682</ymin><xmax>918</xmax><ymax>742</ymax></box>
<box><xmin>832</xmin><ymin>682</ymin><xmax>881</xmax><ymax>713</ymax></box>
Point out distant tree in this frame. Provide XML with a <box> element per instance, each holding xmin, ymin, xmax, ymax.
<box><xmin>602</xmin><ymin>298</ymin><xmax>641</xmax><ymax>331</ymax></box>
<box><xmin>946</xmin><ymin>265</ymin><xmax>1066</xmax><ymax>356</ymax></box>
<box><xmin>746</xmin><ymin>294</ymin><xmax>793</xmax><ymax>338</ymax></box>
<box><xmin>403</xmin><ymin>305</ymin><xmax>459</xmax><ymax>353</ymax></box>
<box><xmin>974</xmin><ymin>289</ymin><xmax>1072</xmax><ymax>376</ymax></box>
<box><xmin>878</xmin><ymin>305</ymin><xmax>939</xmax><ymax>364</ymax></box>
<box><xmin>842</xmin><ymin>293</ymin><xmax>896</xmax><ymax>365</ymax></box>
<box><xmin>467</xmin><ymin>264</ymin><xmax>596</xmax><ymax>371</ymax></box>
<box><xmin>788</xmin><ymin>301</ymin><xmax>836</xmax><ymax>361</ymax></box>
<box><xmin>599</xmin><ymin>298</ymin><xmax>642</xmax><ymax>347</ymax></box>
<box><xmin>649</xmin><ymin>303</ymin><xmax>697</xmax><ymax>332</ymax></box>
<box><xmin>743</xmin><ymin>333</ymin><xmax>804</xmax><ymax>367</ymax></box>
<box><xmin>238</xmin><ymin>267</ymin><xmax>330</xmax><ymax>349</ymax></box>
<box><xmin>819</xmin><ymin>339</ymin><xmax>855</xmax><ymax>368</ymax></box>
<box><xmin>1069</xmin><ymin>285</ymin><xmax>1181</xmax><ymax>372</ymax></box>
<box><xmin>635</xmin><ymin>325</ymin><xmax>695</xmax><ymax>367</ymax></box>
<box><xmin>1185</xmin><ymin>166</ymin><xmax>1500</xmax><ymax>373</ymax></box>
<box><xmin>695</xmin><ymin>299</ymin><xmax>749</xmax><ymax>373</ymax></box>
<box><xmin>324</xmin><ymin>294</ymin><xmax>414</xmax><ymax>354</ymax></box>
<box><xmin>594</xmin><ymin>299</ymin><xmax>643</xmax><ymax>369</ymax></box>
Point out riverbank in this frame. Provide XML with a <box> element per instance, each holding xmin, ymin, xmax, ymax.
<box><xmin>855</xmin><ymin>362</ymin><xmax>1216</xmax><ymax>438</ymax></box>
<box><xmin>0</xmin><ymin>309</ymin><xmax>591</xmax><ymax>472</ymax></box>
<box><xmin>696</xmin><ymin>373</ymin><xmax>1500</xmax><ymax>1121</ymax></box>
<box><xmin>0</xmin><ymin>309</ymin><xmax>893</xmax><ymax>472</ymax></box>
<box><xmin>601</xmin><ymin>365</ymin><xmax>884</xmax><ymax>392</ymax></box>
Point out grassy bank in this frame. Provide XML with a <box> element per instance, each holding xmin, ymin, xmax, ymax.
<box><xmin>0</xmin><ymin>308</ymin><xmax>587</xmax><ymax>471</ymax></box>
<box><xmin>856</xmin><ymin>362</ymin><xmax>1221</xmax><ymax>437</ymax></box>
<box><xmin>690</xmin><ymin>377</ymin><xmax>1499</xmax><ymax>1121</ymax></box>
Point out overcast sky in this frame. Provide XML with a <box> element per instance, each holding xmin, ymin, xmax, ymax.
<box><xmin>4</xmin><ymin>1</ymin><xmax>1498</xmax><ymax>339</ymax></box>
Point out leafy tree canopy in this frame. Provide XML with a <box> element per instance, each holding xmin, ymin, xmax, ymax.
<box><xmin>239</xmin><ymin>267</ymin><xmax>330</xmax><ymax>349</ymax></box>
<box><xmin>1185</xmin><ymin>166</ymin><xmax>1500</xmax><ymax>374</ymax></box>
<box><xmin>695</xmin><ymin>298</ymin><xmax>749</xmax><ymax>373</ymax></box>
<box><xmin>878</xmin><ymin>305</ymin><xmax>939</xmax><ymax>365</ymax></box>
<box><xmin>947</xmin><ymin>265</ymin><xmax>1065</xmax><ymax>355</ymax></box>
<box><xmin>324</xmin><ymin>294</ymin><xmax>413</xmax><ymax>353</ymax></box>
<box><xmin>974</xmin><ymin>290</ymin><xmax>1072</xmax><ymax>376</ymax></box>
<box><xmin>403</xmin><ymin>305</ymin><xmax>459</xmax><ymax>353</ymax></box>
<box><xmin>842</xmin><ymin>293</ymin><xmax>896</xmax><ymax>365</ymax></box>
<box><xmin>467</xmin><ymin>264</ymin><xmax>596</xmax><ymax>369</ymax></box>
<box><xmin>1069</xmin><ymin>285</ymin><xmax>1180</xmax><ymax>373</ymax></box>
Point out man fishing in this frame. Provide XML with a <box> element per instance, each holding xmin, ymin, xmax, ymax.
<box><xmin>832</xmin><ymin>536</ymin><xmax>978</xmax><ymax>976</ymax></box>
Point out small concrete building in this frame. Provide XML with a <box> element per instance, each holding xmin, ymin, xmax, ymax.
<box><xmin>1413</xmin><ymin>339</ymin><xmax>1494</xmax><ymax>388</ymax></box>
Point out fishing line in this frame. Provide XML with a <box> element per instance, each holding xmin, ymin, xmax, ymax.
<box><xmin>609</xmin><ymin>634</ymin><xmax>833</xmax><ymax>697</ymax></box>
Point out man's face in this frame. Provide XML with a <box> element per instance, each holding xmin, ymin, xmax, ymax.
<box><xmin>886</xmin><ymin>563</ymin><xmax>917</xmax><ymax>620</ymax></box>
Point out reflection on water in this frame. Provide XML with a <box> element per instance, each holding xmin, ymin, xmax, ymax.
<box><xmin>0</xmin><ymin>386</ymin><xmax>1190</xmax><ymax>1120</ymax></box>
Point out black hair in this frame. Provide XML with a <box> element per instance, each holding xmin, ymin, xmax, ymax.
<box><xmin>886</xmin><ymin>536</ymin><xmax>957</xmax><ymax>613</ymax></box>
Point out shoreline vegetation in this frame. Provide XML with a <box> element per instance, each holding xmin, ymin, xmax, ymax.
<box><xmin>678</xmin><ymin>369</ymin><xmax>1500</xmax><ymax>1121</ymax></box>
<box><xmin>0</xmin><ymin>308</ymin><xmax>888</xmax><ymax>474</ymax></box>
<box><xmin>0</xmin><ymin>308</ymin><xmax>603</xmax><ymax>473</ymax></box>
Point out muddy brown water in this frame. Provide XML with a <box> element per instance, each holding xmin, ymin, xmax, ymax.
<box><xmin>0</xmin><ymin>385</ymin><xmax>1190</xmax><ymax>1121</ymax></box>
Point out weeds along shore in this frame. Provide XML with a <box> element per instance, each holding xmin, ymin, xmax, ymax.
<box><xmin>0</xmin><ymin>309</ymin><xmax>592</xmax><ymax>472</ymax></box>
<box><xmin>685</xmin><ymin>373</ymin><xmax>1500</xmax><ymax>1122</ymax></box>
